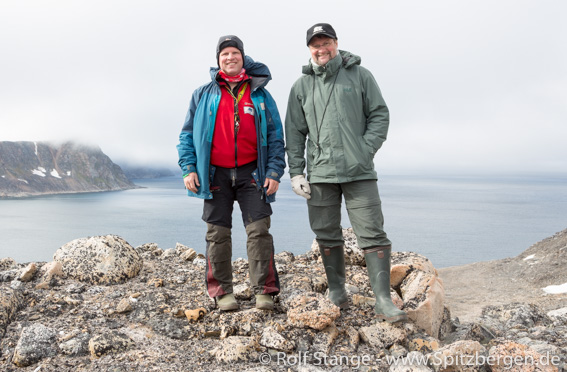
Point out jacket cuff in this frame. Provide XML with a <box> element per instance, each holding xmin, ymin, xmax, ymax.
<box><xmin>289</xmin><ymin>171</ymin><xmax>303</xmax><ymax>179</ymax></box>
<box><xmin>265</xmin><ymin>169</ymin><xmax>282</xmax><ymax>182</ymax></box>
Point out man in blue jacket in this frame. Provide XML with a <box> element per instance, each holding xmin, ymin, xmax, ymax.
<box><xmin>177</xmin><ymin>35</ymin><xmax>285</xmax><ymax>311</ymax></box>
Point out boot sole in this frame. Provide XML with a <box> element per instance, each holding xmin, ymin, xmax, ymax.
<box><xmin>218</xmin><ymin>304</ymin><xmax>239</xmax><ymax>311</ymax></box>
<box><xmin>256</xmin><ymin>303</ymin><xmax>274</xmax><ymax>310</ymax></box>
<box><xmin>376</xmin><ymin>313</ymin><xmax>408</xmax><ymax>323</ymax></box>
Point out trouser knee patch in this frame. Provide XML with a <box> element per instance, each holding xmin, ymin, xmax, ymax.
<box><xmin>206</xmin><ymin>223</ymin><xmax>232</xmax><ymax>262</ymax></box>
<box><xmin>245</xmin><ymin>217</ymin><xmax>273</xmax><ymax>260</ymax></box>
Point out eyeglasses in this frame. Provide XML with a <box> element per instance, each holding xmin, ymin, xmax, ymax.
<box><xmin>309</xmin><ymin>41</ymin><xmax>334</xmax><ymax>50</ymax></box>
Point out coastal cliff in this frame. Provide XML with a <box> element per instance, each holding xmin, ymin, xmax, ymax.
<box><xmin>0</xmin><ymin>141</ymin><xmax>137</xmax><ymax>198</ymax></box>
<box><xmin>1</xmin><ymin>229</ymin><xmax>566</xmax><ymax>371</ymax></box>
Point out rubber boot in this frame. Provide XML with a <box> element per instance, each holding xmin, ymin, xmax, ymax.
<box><xmin>364</xmin><ymin>246</ymin><xmax>408</xmax><ymax>323</ymax></box>
<box><xmin>319</xmin><ymin>245</ymin><xmax>349</xmax><ymax>309</ymax></box>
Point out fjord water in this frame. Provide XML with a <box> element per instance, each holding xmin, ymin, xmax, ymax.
<box><xmin>1</xmin><ymin>175</ymin><xmax>566</xmax><ymax>268</ymax></box>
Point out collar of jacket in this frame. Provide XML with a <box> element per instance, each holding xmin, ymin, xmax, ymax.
<box><xmin>210</xmin><ymin>55</ymin><xmax>271</xmax><ymax>92</ymax></box>
<box><xmin>302</xmin><ymin>49</ymin><xmax>361</xmax><ymax>76</ymax></box>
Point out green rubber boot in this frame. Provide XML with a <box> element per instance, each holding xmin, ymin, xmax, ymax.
<box><xmin>364</xmin><ymin>246</ymin><xmax>408</xmax><ymax>323</ymax></box>
<box><xmin>319</xmin><ymin>245</ymin><xmax>349</xmax><ymax>309</ymax></box>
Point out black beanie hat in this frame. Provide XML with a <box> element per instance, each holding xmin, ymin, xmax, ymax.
<box><xmin>216</xmin><ymin>35</ymin><xmax>245</xmax><ymax>65</ymax></box>
<box><xmin>306</xmin><ymin>23</ymin><xmax>337</xmax><ymax>46</ymax></box>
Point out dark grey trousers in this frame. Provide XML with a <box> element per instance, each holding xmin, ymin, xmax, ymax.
<box><xmin>203</xmin><ymin>163</ymin><xmax>279</xmax><ymax>297</ymax></box>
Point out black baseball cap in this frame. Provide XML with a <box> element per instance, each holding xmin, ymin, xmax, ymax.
<box><xmin>306</xmin><ymin>23</ymin><xmax>337</xmax><ymax>46</ymax></box>
<box><xmin>216</xmin><ymin>35</ymin><xmax>245</xmax><ymax>64</ymax></box>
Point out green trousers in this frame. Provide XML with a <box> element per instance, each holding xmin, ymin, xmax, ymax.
<box><xmin>307</xmin><ymin>180</ymin><xmax>391</xmax><ymax>248</ymax></box>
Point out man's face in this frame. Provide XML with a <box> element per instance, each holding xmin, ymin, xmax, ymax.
<box><xmin>308</xmin><ymin>36</ymin><xmax>338</xmax><ymax>66</ymax></box>
<box><xmin>219</xmin><ymin>47</ymin><xmax>243</xmax><ymax>76</ymax></box>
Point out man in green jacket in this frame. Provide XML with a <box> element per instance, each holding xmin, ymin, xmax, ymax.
<box><xmin>285</xmin><ymin>23</ymin><xmax>407</xmax><ymax>323</ymax></box>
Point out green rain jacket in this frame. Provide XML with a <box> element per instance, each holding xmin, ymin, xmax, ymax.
<box><xmin>285</xmin><ymin>50</ymin><xmax>389</xmax><ymax>183</ymax></box>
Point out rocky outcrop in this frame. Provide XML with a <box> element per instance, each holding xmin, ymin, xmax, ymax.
<box><xmin>0</xmin><ymin>141</ymin><xmax>137</xmax><ymax>198</ymax></box>
<box><xmin>12</xmin><ymin>323</ymin><xmax>58</xmax><ymax>367</ymax></box>
<box><xmin>0</xmin><ymin>286</ymin><xmax>24</xmax><ymax>342</ymax></box>
<box><xmin>53</xmin><ymin>235</ymin><xmax>143</xmax><ymax>285</ymax></box>
<box><xmin>312</xmin><ymin>228</ymin><xmax>447</xmax><ymax>338</ymax></box>
<box><xmin>0</xmin><ymin>230</ymin><xmax>566</xmax><ymax>371</ymax></box>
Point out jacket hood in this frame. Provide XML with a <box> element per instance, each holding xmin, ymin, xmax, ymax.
<box><xmin>302</xmin><ymin>50</ymin><xmax>361</xmax><ymax>75</ymax></box>
<box><xmin>210</xmin><ymin>55</ymin><xmax>272</xmax><ymax>90</ymax></box>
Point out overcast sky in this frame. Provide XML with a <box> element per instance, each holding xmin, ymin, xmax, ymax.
<box><xmin>1</xmin><ymin>0</ymin><xmax>566</xmax><ymax>176</ymax></box>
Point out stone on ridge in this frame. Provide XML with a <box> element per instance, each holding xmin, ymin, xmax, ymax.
<box><xmin>53</xmin><ymin>235</ymin><xmax>143</xmax><ymax>285</ymax></box>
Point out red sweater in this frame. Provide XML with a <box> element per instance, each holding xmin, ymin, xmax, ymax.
<box><xmin>210</xmin><ymin>82</ymin><xmax>258</xmax><ymax>168</ymax></box>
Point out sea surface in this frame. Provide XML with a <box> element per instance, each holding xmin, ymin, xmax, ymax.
<box><xmin>1</xmin><ymin>175</ymin><xmax>566</xmax><ymax>268</ymax></box>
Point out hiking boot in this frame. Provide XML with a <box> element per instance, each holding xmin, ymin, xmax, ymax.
<box><xmin>255</xmin><ymin>294</ymin><xmax>274</xmax><ymax>310</ymax></box>
<box><xmin>217</xmin><ymin>293</ymin><xmax>238</xmax><ymax>311</ymax></box>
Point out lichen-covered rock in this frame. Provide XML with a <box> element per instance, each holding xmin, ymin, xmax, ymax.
<box><xmin>488</xmin><ymin>340</ymin><xmax>559</xmax><ymax>372</ymax></box>
<box><xmin>260</xmin><ymin>326</ymin><xmax>295</xmax><ymax>352</ymax></box>
<box><xmin>40</xmin><ymin>260</ymin><xmax>64</xmax><ymax>283</ymax></box>
<box><xmin>54</xmin><ymin>235</ymin><xmax>143</xmax><ymax>285</ymax></box>
<box><xmin>0</xmin><ymin>286</ymin><xmax>24</xmax><ymax>341</ymax></box>
<box><xmin>401</xmin><ymin>269</ymin><xmax>445</xmax><ymax>338</ymax></box>
<box><xmin>282</xmin><ymin>273</ymin><xmax>315</xmax><ymax>293</ymax></box>
<box><xmin>212</xmin><ymin>336</ymin><xmax>257</xmax><ymax>363</ymax></box>
<box><xmin>480</xmin><ymin>303</ymin><xmax>550</xmax><ymax>337</ymax></box>
<box><xmin>391</xmin><ymin>252</ymin><xmax>438</xmax><ymax>288</ymax></box>
<box><xmin>116</xmin><ymin>297</ymin><xmax>133</xmax><ymax>313</ymax></box>
<box><xmin>407</xmin><ymin>333</ymin><xmax>441</xmax><ymax>353</ymax></box>
<box><xmin>285</xmin><ymin>292</ymin><xmax>340</xmax><ymax>330</ymax></box>
<box><xmin>438</xmin><ymin>306</ymin><xmax>455</xmax><ymax>341</ymax></box>
<box><xmin>311</xmin><ymin>324</ymin><xmax>339</xmax><ymax>355</ymax></box>
<box><xmin>180</xmin><ymin>247</ymin><xmax>197</xmax><ymax>261</ymax></box>
<box><xmin>59</xmin><ymin>332</ymin><xmax>91</xmax><ymax>356</ymax></box>
<box><xmin>451</xmin><ymin>322</ymin><xmax>496</xmax><ymax>344</ymax></box>
<box><xmin>341</xmin><ymin>228</ymin><xmax>366</xmax><ymax>266</ymax></box>
<box><xmin>345</xmin><ymin>326</ymin><xmax>360</xmax><ymax>351</ymax></box>
<box><xmin>0</xmin><ymin>257</ymin><xmax>17</xmax><ymax>271</ymax></box>
<box><xmin>219</xmin><ymin>308</ymin><xmax>271</xmax><ymax>337</ymax></box>
<box><xmin>12</xmin><ymin>323</ymin><xmax>57</xmax><ymax>367</ymax></box>
<box><xmin>148</xmin><ymin>314</ymin><xmax>191</xmax><ymax>340</ymax></box>
<box><xmin>359</xmin><ymin>322</ymin><xmax>406</xmax><ymax>349</ymax></box>
<box><xmin>310</xmin><ymin>228</ymin><xmax>365</xmax><ymax>266</ymax></box>
<box><xmin>18</xmin><ymin>262</ymin><xmax>37</xmax><ymax>282</ymax></box>
<box><xmin>275</xmin><ymin>251</ymin><xmax>295</xmax><ymax>265</ymax></box>
<box><xmin>88</xmin><ymin>331</ymin><xmax>135</xmax><ymax>357</ymax></box>
<box><xmin>234</xmin><ymin>283</ymin><xmax>253</xmax><ymax>300</ymax></box>
<box><xmin>427</xmin><ymin>340</ymin><xmax>487</xmax><ymax>372</ymax></box>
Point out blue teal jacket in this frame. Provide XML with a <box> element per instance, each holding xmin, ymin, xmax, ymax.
<box><xmin>177</xmin><ymin>56</ymin><xmax>285</xmax><ymax>202</ymax></box>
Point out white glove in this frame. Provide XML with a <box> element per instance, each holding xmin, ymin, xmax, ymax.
<box><xmin>291</xmin><ymin>174</ymin><xmax>311</xmax><ymax>200</ymax></box>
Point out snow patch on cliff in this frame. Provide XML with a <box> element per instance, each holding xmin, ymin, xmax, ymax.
<box><xmin>32</xmin><ymin>167</ymin><xmax>47</xmax><ymax>177</ymax></box>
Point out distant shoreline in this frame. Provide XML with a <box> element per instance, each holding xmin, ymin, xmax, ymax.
<box><xmin>0</xmin><ymin>184</ymin><xmax>143</xmax><ymax>200</ymax></box>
